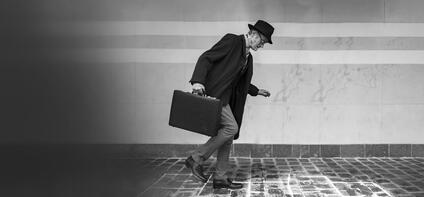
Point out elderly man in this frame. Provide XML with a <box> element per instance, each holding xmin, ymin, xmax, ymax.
<box><xmin>185</xmin><ymin>20</ymin><xmax>275</xmax><ymax>189</ymax></box>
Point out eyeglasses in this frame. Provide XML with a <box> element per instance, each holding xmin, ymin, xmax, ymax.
<box><xmin>256</xmin><ymin>32</ymin><xmax>267</xmax><ymax>46</ymax></box>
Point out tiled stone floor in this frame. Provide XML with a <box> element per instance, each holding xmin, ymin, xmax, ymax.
<box><xmin>138</xmin><ymin>157</ymin><xmax>424</xmax><ymax>197</ymax></box>
<box><xmin>3</xmin><ymin>155</ymin><xmax>424</xmax><ymax>197</ymax></box>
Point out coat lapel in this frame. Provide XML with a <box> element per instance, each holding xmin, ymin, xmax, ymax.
<box><xmin>241</xmin><ymin>35</ymin><xmax>247</xmax><ymax>67</ymax></box>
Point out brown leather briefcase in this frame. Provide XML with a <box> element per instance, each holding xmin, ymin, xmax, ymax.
<box><xmin>169</xmin><ymin>90</ymin><xmax>222</xmax><ymax>137</ymax></box>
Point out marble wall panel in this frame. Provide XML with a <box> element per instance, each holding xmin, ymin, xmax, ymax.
<box><xmin>318</xmin><ymin>64</ymin><xmax>382</xmax><ymax>105</ymax></box>
<box><xmin>18</xmin><ymin>0</ymin><xmax>424</xmax><ymax>22</ymax></box>
<box><xmin>250</xmin><ymin>64</ymin><xmax>320</xmax><ymax>105</ymax></box>
<box><xmin>278</xmin><ymin>105</ymin><xmax>322</xmax><ymax>144</ymax></box>
<box><xmin>319</xmin><ymin>105</ymin><xmax>381</xmax><ymax>144</ymax></box>
<box><xmin>280</xmin><ymin>0</ymin><xmax>322</xmax><ymax>22</ymax></box>
<box><xmin>321</xmin><ymin>0</ymin><xmax>385</xmax><ymax>22</ymax></box>
<box><xmin>381</xmin><ymin>64</ymin><xmax>424</xmax><ymax>104</ymax></box>
<box><xmin>381</xmin><ymin>105</ymin><xmax>424</xmax><ymax>143</ymax></box>
<box><xmin>239</xmin><ymin>104</ymin><xmax>286</xmax><ymax>143</ymax></box>
<box><xmin>386</xmin><ymin>0</ymin><xmax>424</xmax><ymax>22</ymax></box>
<box><xmin>135</xmin><ymin>63</ymin><xmax>188</xmax><ymax>104</ymax></box>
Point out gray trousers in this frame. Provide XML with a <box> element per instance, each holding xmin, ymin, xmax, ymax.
<box><xmin>191</xmin><ymin>104</ymin><xmax>238</xmax><ymax>180</ymax></box>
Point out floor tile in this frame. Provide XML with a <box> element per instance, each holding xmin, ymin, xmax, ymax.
<box><xmin>137</xmin><ymin>157</ymin><xmax>424</xmax><ymax>197</ymax></box>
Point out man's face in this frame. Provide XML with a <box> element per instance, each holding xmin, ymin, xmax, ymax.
<box><xmin>250</xmin><ymin>31</ymin><xmax>267</xmax><ymax>51</ymax></box>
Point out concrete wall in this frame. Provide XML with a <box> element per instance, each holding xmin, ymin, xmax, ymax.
<box><xmin>2</xmin><ymin>0</ymin><xmax>424</xmax><ymax>144</ymax></box>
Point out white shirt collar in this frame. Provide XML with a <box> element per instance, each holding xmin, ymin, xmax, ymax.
<box><xmin>244</xmin><ymin>34</ymin><xmax>250</xmax><ymax>57</ymax></box>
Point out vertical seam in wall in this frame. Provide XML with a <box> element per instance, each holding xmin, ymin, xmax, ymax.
<box><xmin>411</xmin><ymin>144</ymin><xmax>413</xmax><ymax>157</ymax></box>
<box><xmin>290</xmin><ymin>145</ymin><xmax>293</xmax><ymax>158</ymax></box>
<box><xmin>363</xmin><ymin>144</ymin><xmax>366</xmax><ymax>157</ymax></box>
<box><xmin>338</xmin><ymin>144</ymin><xmax>341</xmax><ymax>158</ymax></box>
<box><xmin>308</xmin><ymin>145</ymin><xmax>311</xmax><ymax>157</ymax></box>
<box><xmin>249</xmin><ymin>144</ymin><xmax>252</xmax><ymax>158</ymax></box>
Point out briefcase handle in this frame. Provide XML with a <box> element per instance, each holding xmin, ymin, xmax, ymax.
<box><xmin>191</xmin><ymin>90</ymin><xmax>203</xmax><ymax>96</ymax></box>
<box><xmin>190</xmin><ymin>90</ymin><xmax>218</xmax><ymax>100</ymax></box>
<box><xmin>191</xmin><ymin>88</ymin><xmax>206</xmax><ymax>96</ymax></box>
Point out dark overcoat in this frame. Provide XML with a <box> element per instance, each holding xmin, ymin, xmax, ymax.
<box><xmin>190</xmin><ymin>34</ymin><xmax>259</xmax><ymax>139</ymax></box>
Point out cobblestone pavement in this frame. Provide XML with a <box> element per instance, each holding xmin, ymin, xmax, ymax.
<box><xmin>139</xmin><ymin>157</ymin><xmax>424</xmax><ymax>197</ymax></box>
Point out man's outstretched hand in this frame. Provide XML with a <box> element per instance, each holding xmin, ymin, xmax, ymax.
<box><xmin>258</xmin><ymin>89</ymin><xmax>271</xmax><ymax>97</ymax></box>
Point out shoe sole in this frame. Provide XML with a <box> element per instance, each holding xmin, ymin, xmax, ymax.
<box><xmin>213</xmin><ymin>185</ymin><xmax>243</xmax><ymax>189</ymax></box>
<box><xmin>185</xmin><ymin>160</ymin><xmax>208</xmax><ymax>183</ymax></box>
<box><xmin>213</xmin><ymin>181</ymin><xmax>243</xmax><ymax>189</ymax></box>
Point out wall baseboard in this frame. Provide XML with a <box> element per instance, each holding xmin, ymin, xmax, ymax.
<box><xmin>123</xmin><ymin>144</ymin><xmax>424</xmax><ymax>158</ymax></box>
<box><xmin>2</xmin><ymin>144</ymin><xmax>423</xmax><ymax>158</ymax></box>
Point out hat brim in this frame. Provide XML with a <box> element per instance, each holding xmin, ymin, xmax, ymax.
<box><xmin>248</xmin><ymin>24</ymin><xmax>273</xmax><ymax>44</ymax></box>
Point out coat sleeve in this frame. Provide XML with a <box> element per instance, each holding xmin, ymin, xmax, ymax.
<box><xmin>190</xmin><ymin>34</ymin><xmax>236</xmax><ymax>85</ymax></box>
<box><xmin>248</xmin><ymin>83</ymin><xmax>259</xmax><ymax>96</ymax></box>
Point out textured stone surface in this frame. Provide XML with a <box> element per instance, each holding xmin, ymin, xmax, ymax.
<box><xmin>412</xmin><ymin>145</ymin><xmax>424</xmax><ymax>157</ymax></box>
<box><xmin>251</xmin><ymin>145</ymin><xmax>273</xmax><ymax>158</ymax></box>
<box><xmin>341</xmin><ymin>145</ymin><xmax>365</xmax><ymax>157</ymax></box>
<box><xmin>309</xmin><ymin>145</ymin><xmax>321</xmax><ymax>157</ymax></box>
<box><xmin>233</xmin><ymin>144</ymin><xmax>251</xmax><ymax>157</ymax></box>
<box><xmin>366</xmin><ymin>144</ymin><xmax>389</xmax><ymax>157</ymax></box>
<box><xmin>321</xmin><ymin>145</ymin><xmax>341</xmax><ymax>157</ymax></box>
<box><xmin>389</xmin><ymin>144</ymin><xmax>412</xmax><ymax>157</ymax></box>
<box><xmin>272</xmin><ymin>145</ymin><xmax>292</xmax><ymax>157</ymax></box>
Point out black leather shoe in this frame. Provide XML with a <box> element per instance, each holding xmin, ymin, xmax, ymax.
<box><xmin>185</xmin><ymin>156</ymin><xmax>208</xmax><ymax>183</ymax></box>
<box><xmin>213</xmin><ymin>178</ymin><xmax>243</xmax><ymax>189</ymax></box>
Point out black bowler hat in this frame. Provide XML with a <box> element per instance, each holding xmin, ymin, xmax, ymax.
<box><xmin>248</xmin><ymin>20</ymin><xmax>274</xmax><ymax>44</ymax></box>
